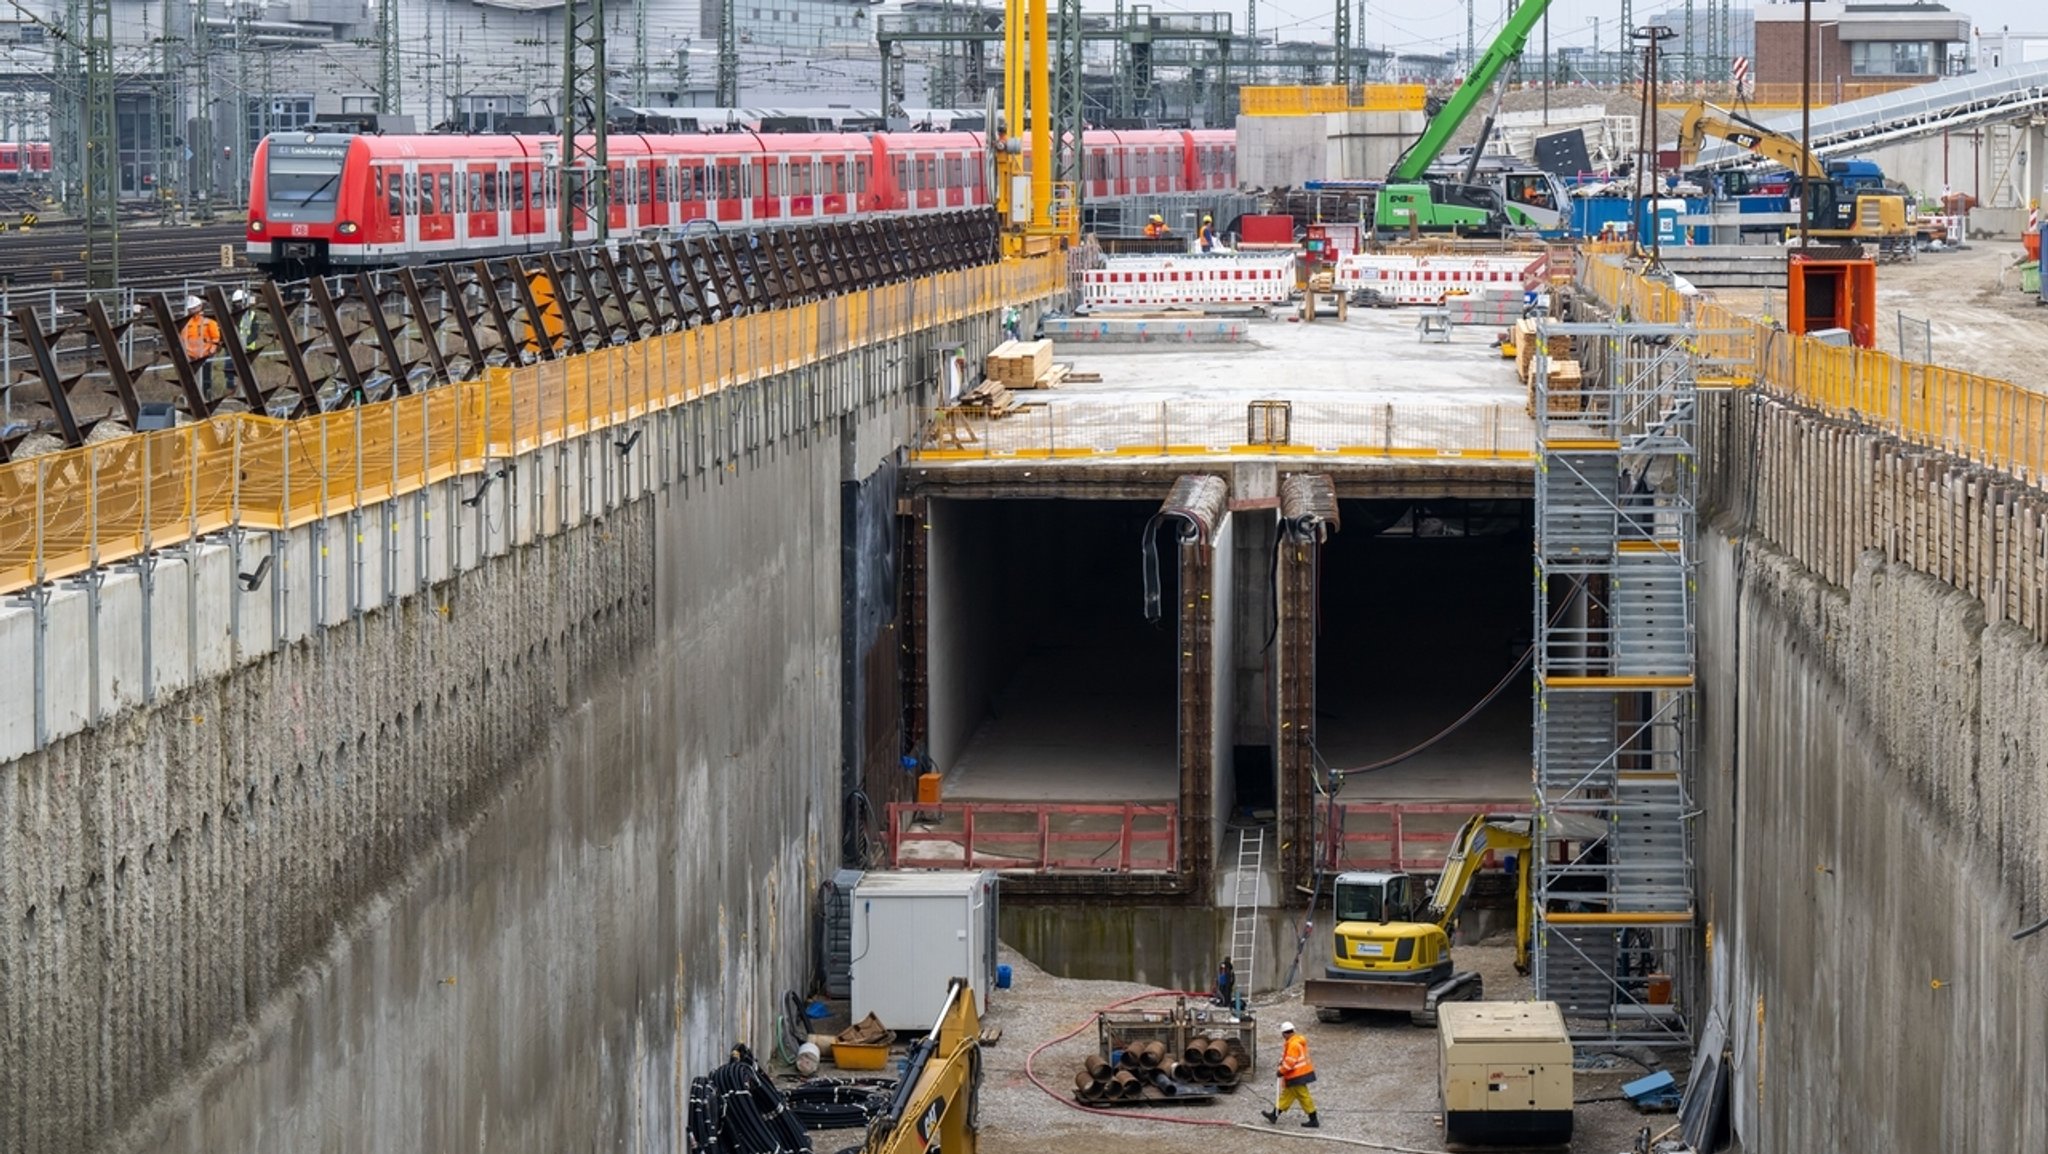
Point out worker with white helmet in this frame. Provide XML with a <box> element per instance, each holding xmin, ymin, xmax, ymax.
<box><xmin>1260</xmin><ymin>1020</ymin><xmax>1319</xmax><ymax>1129</ymax></box>
<box><xmin>179</xmin><ymin>294</ymin><xmax>223</xmax><ymax>401</ymax></box>
<box><xmin>222</xmin><ymin>288</ymin><xmax>260</xmax><ymax>399</ymax></box>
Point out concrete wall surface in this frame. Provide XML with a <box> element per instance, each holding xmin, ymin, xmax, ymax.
<box><xmin>0</xmin><ymin>303</ymin><xmax>1007</xmax><ymax>1152</ymax></box>
<box><xmin>1697</xmin><ymin>395</ymin><xmax>2048</xmax><ymax>1152</ymax></box>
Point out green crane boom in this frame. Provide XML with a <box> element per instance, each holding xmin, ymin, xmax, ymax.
<box><xmin>1390</xmin><ymin>0</ymin><xmax>1556</xmax><ymax>182</ymax></box>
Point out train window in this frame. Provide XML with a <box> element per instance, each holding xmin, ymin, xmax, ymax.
<box><xmin>790</xmin><ymin>161</ymin><xmax>810</xmax><ymax>196</ymax></box>
<box><xmin>639</xmin><ymin>164</ymin><xmax>652</xmax><ymax>205</ymax></box>
<box><xmin>853</xmin><ymin>158</ymin><xmax>867</xmax><ymax>194</ymax></box>
<box><xmin>510</xmin><ymin>169</ymin><xmax>526</xmax><ymax>211</ymax></box>
<box><xmin>894</xmin><ymin>158</ymin><xmax>910</xmax><ymax>191</ymax></box>
<box><xmin>468</xmin><ymin>171</ymin><xmax>481</xmax><ymax>212</ymax></box>
<box><xmin>767</xmin><ymin>162</ymin><xmax>782</xmax><ymax>198</ymax></box>
<box><xmin>403</xmin><ymin>171</ymin><xmax>417</xmax><ymax>216</ymax></box>
<box><xmin>440</xmin><ymin>172</ymin><xmax>454</xmax><ymax>214</ymax></box>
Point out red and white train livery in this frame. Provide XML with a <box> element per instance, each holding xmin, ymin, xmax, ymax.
<box><xmin>248</xmin><ymin>127</ymin><xmax>1237</xmax><ymax>275</ymax></box>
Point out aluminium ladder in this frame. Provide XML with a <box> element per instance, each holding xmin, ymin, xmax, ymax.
<box><xmin>1227</xmin><ymin>826</ymin><xmax>1264</xmax><ymax>1005</ymax></box>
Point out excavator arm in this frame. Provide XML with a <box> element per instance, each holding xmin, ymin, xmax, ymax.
<box><xmin>1424</xmin><ymin>814</ymin><xmax>1534</xmax><ymax>973</ymax></box>
<box><xmin>861</xmin><ymin>981</ymin><xmax>983</xmax><ymax>1154</ymax></box>
<box><xmin>1390</xmin><ymin>0</ymin><xmax>1557</xmax><ymax>182</ymax></box>
<box><xmin>1677</xmin><ymin>99</ymin><xmax>1827</xmax><ymax>180</ymax></box>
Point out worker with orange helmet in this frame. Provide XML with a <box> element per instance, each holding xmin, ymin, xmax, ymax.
<box><xmin>1261</xmin><ymin>1021</ymin><xmax>1319</xmax><ymax>1128</ymax></box>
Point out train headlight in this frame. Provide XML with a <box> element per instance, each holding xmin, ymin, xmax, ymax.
<box><xmin>248</xmin><ymin>219</ymin><xmax>264</xmax><ymax>233</ymax></box>
<box><xmin>336</xmin><ymin>221</ymin><xmax>360</xmax><ymax>236</ymax></box>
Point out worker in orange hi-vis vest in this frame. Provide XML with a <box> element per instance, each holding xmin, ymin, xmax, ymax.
<box><xmin>179</xmin><ymin>296</ymin><xmax>223</xmax><ymax>400</ymax></box>
<box><xmin>1261</xmin><ymin>1021</ymin><xmax>1320</xmax><ymax>1129</ymax></box>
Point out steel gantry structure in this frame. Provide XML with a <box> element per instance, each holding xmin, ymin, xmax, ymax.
<box><xmin>559</xmin><ymin>0</ymin><xmax>609</xmax><ymax>245</ymax></box>
<box><xmin>875</xmin><ymin>7</ymin><xmax>1235</xmax><ymax>129</ymax></box>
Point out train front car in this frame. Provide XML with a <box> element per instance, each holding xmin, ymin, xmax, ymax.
<box><xmin>248</xmin><ymin>133</ymin><xmax>358</xmax><ymax>278</ymax></box>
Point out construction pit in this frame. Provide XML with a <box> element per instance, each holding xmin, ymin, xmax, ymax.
<box><xmin>826</xmin><ymin>266</ymin><xmax>1694</xmax><ymax>1152</ymax></box>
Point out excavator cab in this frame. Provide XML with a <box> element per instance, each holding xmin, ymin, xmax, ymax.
<box><xmin>1332</xmin><ymin>870</ymin><xmax>1419</xmax><ymax>924</ymax></box>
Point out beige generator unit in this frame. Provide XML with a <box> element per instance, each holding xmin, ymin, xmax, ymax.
<box><xmin>1436</xmin><ymin>1001</ymin><xmax>1573</xmax><ymax>1147</ymax></box>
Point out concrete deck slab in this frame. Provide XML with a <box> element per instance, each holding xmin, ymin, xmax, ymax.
<box><xmin>924</xmin><ymin>305</ymin><xmax>1538</xmax><ymax>462</ymax></box>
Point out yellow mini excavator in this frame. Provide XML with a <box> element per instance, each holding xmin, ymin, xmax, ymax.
<box><xmin>1303</xmin><ymin>813</ymin><xmax>1533</xmax><ymax>1026</ymax></box>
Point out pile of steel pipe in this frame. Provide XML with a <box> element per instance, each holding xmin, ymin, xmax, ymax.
<box><xmin>1072</xmin><ymin>1054</ymin><xmax>1150</xmax><ymax>1102</ymax></box>
<box><xmin>1179</xmin><ymin>1033</ymin><xmax>1248</xmax><ymax>1088</ymax></box>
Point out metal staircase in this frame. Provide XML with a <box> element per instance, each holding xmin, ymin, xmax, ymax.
<box><xmin>1228</xmin><ymin>826</ymin><xmax>1265</xmax><ymax>1003</ymax></box>
<box><xmin>1529</xmin><ymin>308</ymin><xmax>1729</xmax><ymax>1046</ymax></box>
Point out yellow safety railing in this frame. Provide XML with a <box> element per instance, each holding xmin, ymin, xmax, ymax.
<box><xmin>0</xmin><ymin>254</ymin><xmax>1068</xmax><ymax>594</ymax></box>
<box><xmin>910</xmin><ymin>399</ymin><xmax>1535</xmax><ymax>462</ymax></box>
<box><xmin>1238</xmin><ymin>84</ymin><xmax>1427</xmax><ymax>116</ymax></box>
<box><xmin>1578</xmin><ymin>253</ymin><xmax>2048</xmax><ymax>482</ymax></box>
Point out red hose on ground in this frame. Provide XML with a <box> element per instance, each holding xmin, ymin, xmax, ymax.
<box><xmin>1021</xmin><ymin>990</ymin><xmax>1243</xmax><ymax>1129</ymax></box>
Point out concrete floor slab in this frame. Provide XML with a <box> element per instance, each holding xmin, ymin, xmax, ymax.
<box><xmin>926</xmin><ymin>305</ymin><xmax>1538</xmax><ymax>461</ymax></box>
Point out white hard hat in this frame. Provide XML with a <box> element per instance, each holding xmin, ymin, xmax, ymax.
<box><xmin>230</xmin><ymin>289</ymin><xmax>251</xmax><ymax>305</ymax></box>
<box><xmin>184</xmin><ymin>295</ymin><xmax>202</xmax><ymax>312</ymax></box>
<box><xmin>1279</xmin><ymin>1021</ymin><xmax>1296</xmax><ymax>1034</ymax></box>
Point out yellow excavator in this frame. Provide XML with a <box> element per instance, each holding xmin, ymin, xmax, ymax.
<box><xmin>1675</xmin><ymin>99</ymin><xmax>1918</xmax><ymax>259</ymax></box>
<box><xmin>1303</xmin><ymin>814</ymin><xmax>1533</xmax><ymax>1026</ymax></box>
<box><xmin>858</xmin><ymin>979</ymin><xmax>983</xmax><ymax>1154</ymax></box>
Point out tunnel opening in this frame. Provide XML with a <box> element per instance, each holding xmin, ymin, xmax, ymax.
<box><xmin>924</xmin><ymin>496</ymin><xmax>1183</xmax><ymax>802</ymax></box>
<box><xmin>1313</xmin><ymin>497</ymin><xmax>1534</xmax><ymax>805</ymax></box>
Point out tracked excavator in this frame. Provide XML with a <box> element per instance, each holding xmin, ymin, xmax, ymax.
<box><xmin>1676</xmin><ymin>99</ymin><xmax>1921</xmax><ymax>258</ymax></box>
<box><xmin>1303</xmin><ymin>814</ymin><xmax>1533</xmax><ymax>1026</ymax></box>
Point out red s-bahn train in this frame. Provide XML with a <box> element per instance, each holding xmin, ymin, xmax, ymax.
<box><xmin>0</xmin><ymin>142</ymin><xmax>53</xmax><ymax>182</ymax></box>
<box><xmin>247</xmin><ymin>127</ymin><xmax>1236</xmax><ymax>276</ymax></box>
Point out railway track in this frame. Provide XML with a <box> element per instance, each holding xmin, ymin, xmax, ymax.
<box><xmin>0</xmin><ymin>221</ymin><xmax>250</xmax><ymax>289</ymax></box>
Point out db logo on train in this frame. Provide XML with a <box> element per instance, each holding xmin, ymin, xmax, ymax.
<box><xmin>914</xmin><ymin>1092</ymin><xmax>950</xmax><ymax>1152</ymax></box>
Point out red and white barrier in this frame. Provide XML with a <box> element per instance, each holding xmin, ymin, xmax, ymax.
<box><xmin>1082</xmin><ymin>253</ymin><xmax>1297</xmax><ymax>309</ymax></box>
<box><xmin>1333</xmin><ymin>252</ymin><xmax>1546</xmax><ymax>305</ymax></box>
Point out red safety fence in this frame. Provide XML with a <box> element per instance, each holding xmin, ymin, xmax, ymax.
<box><xmin>1316</xmin><ymin>800</ymin><xmax>1529</xmax><ymax>874</ymax></box>
<box><xmin>887</xmin><ymin>801</ymin><xmax>1179</xmax><ymax>873</ymax></box>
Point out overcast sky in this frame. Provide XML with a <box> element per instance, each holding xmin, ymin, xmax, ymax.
<box><xmin>1100</xmin><ymin>0</ymin><xmax>2045</xmax><ymax>59</ymax></box>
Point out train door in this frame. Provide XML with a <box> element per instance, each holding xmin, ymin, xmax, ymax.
<box><xmin>749</xmin><ymin>156</ymin><xmax>773</xmax><ymax>222</ymax></box>
<box><xmin>415</xmin><ymin>163</ymin><xmax>452</xmax><ymax>252</ymax></box>
<box><xmin>816</xmin><ymin>155</ymin><xmax>838</xmax><ymax>217</ymax></box>
<box><xmin>724</xmin><ymin>156</ymin><xmax>749</xmax><ymax>222</ymax></box>
<box><xmin>790</xmin><ymin>156</ymin><xmax>814</xmax><ymax>219</ymax></box>
<box><xmin>607</xmin><ymin>161</ymin><xmax>628</xmax><ymax>234</ymax></box>
<box><xmin>369</xmin><ymin>161</ymin><xmax>404</xmax><ymax>253</ymax></box>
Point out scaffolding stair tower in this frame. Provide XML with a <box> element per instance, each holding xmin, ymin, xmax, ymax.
<box><xmin>1529</xmin><ymin>302</ymin><xmax>1733</xmax><ymax>1047</ymax></box>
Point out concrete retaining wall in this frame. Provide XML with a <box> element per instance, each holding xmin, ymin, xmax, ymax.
<box><xmin>1</xmin><ymin>295</ymin><xmax>1022</xmax><ymax>1152</ymax></box>
<box><xmin>1697</xmin><ymin>392</ymin><xmax>2048</xmax><ymax>1152</ymax></box>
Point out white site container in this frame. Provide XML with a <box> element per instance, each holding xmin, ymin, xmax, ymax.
<box><xmin>849</xmin><ymin>870</ymin><xmax>1000</xmax><ymax>1031</ymax></box>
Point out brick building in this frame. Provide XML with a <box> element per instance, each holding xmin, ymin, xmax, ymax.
<box><xmin>1753</xmin><ymin>1</ymin><xmax>1971</xmax><ymax>89</ymax></box>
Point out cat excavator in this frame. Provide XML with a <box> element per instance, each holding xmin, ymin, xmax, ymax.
<box><xmin>1676</xmin><ymin>99</ymin><xmax>1920</xmax><ymax>259</ymax></box>
<box><xmin>859</xmin><ymin>980</ymin><xmax>983</xmax><ymax>1154</ymax></box>
<box><xmin>1303</xmin><ymin>814</ymin><xmax>1533</xmax><ymax>1025</ymax></box>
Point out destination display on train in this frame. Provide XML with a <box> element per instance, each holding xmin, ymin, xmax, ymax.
<box><xmin>271</xmin><ymin>144</ymin><xmax>350</xmax><ymax>160</ymax></box>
